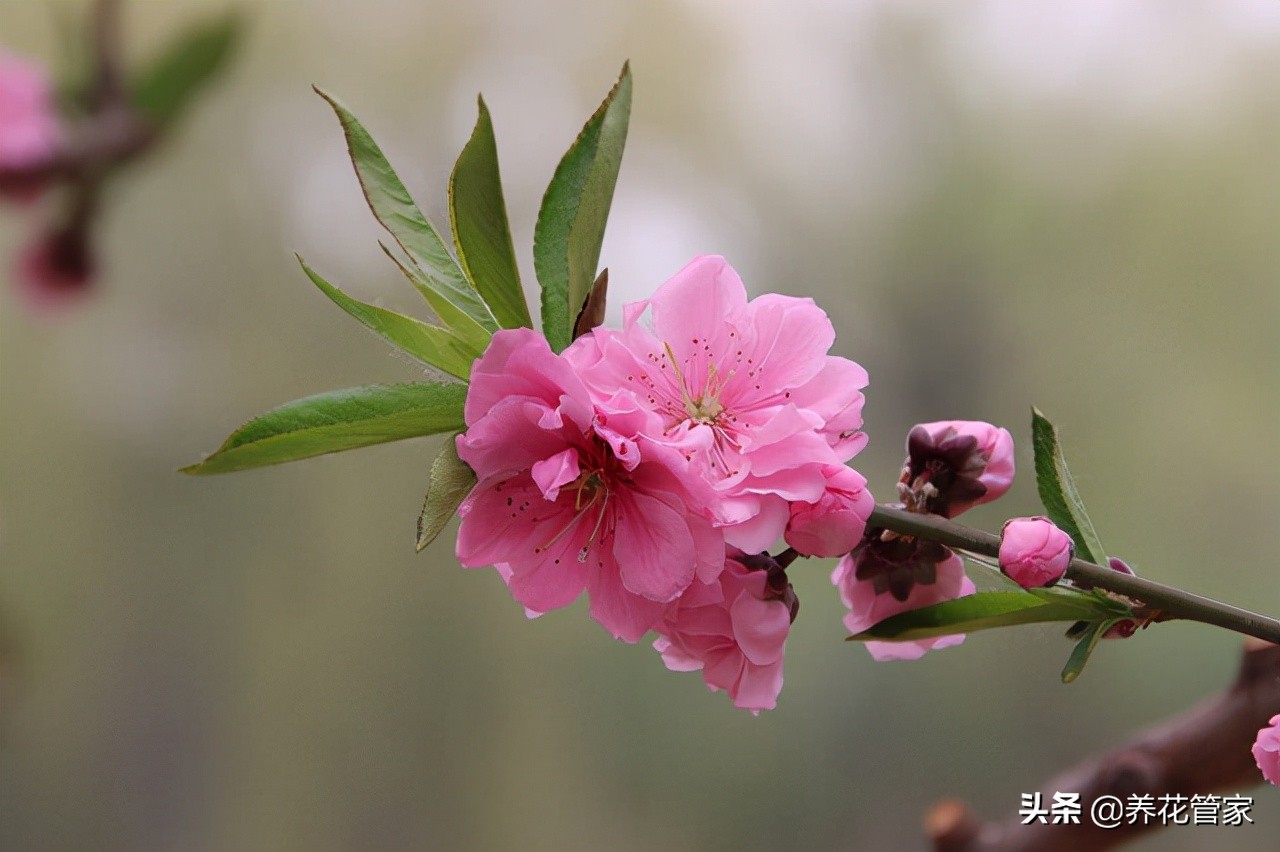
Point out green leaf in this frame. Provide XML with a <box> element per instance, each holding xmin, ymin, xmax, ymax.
<box><xmin>1060</xmin><ymin>619</ymin><xmax>1120</xmax><ymax>683</ymax></box>
<box><xmin>849</xmin><ymin>589</ymin><xmax>1126</xmax><ymax>643</ymax></box>
<box><xmin>416</xmin><ymin>436</ymin><xmax>477</xmax><ymax>552</ymax></box>
<box><xmin>535</xmin><ymin>62</ymin><xmax>632</xmax><ymax>352</ymax></box>
<box><xmin>379</xmin><ymin>242</ymin><xmax>492</xmax><ymax>355</ymax></box>
<box><xmin>315</xmin><ymin>88</ymin><xmax>498</xmax><ymax>337</ymax></box>
<box><xmin>183</xmin><ymin>382</ymin><xmax>467</xmax><ymax>475</ymax></box>
<box><xmin>448</xmin><ymin>97</ymin><xmax>531</xmax><ymax>330</ymax></box>
<box><xmin>132</xmin><ymin>13</ymin><xmax>241</xmax><ymax>126</ymax></box>
<box><xmin>1031</xmin><ymin>408</ymin><xmax>1109</xmax><ymax>566</ymax></box>
<box><xmin>299</xmin><ymin>256</ymin><xmax>475</xmax><ymax>380</ymax></box>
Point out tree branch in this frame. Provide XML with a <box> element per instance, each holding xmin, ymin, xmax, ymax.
<box><xmin>868</xmin><ymin>504</ymin><xmax>1280</xmax><ymax>645</ymax></box>
<box><xmin>90</xmin><ymin>0</ymin><xmax>126</xmax><ymax>108</ymax></box>
<box><xmin>927</xmin><ymin>639</ymin><xmax>1280</xmax><ymax>851</ymax></box>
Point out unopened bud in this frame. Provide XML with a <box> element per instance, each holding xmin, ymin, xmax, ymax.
<box><xmin>899</xmin><ymin>420</ymin><xmax>1014</xmax><ymax>518</ymax></box>
<box><xmin>999</xmin><ymin>516</ymin><xmax>1073</xmax><ymax>588</ymax></box>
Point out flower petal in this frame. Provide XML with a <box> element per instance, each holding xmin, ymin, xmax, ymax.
<box><xmin>613</xmin><ymin>490</ymin><xmax>698</xmax><ymax>602</ymax></box>
<box><xmin>530</xmin><ymin>448</ymin><xmax>580</xmax><ymax>502</ymax></box>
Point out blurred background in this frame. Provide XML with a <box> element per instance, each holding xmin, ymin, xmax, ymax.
<box><xmin>3</xmin><ymin>1</ymin><xmax>1280</xmax><ymax>849</ymax></box>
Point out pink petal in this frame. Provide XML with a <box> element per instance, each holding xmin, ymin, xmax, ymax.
<box><xmin>464</xmin><ymin>328</ymin><xmax>589</xmax><ymax>424</ymax></box>
<box><xmin>0</xmin><ymin>52</ymin><xmax>60</xmax><ymax>171</ymax></box>
<box><xmin>736</xmin><ymin>293</ymin><xmax>835</xmax><ymax>392</ymax></box>
<box><xmin>729</xmin><ymin>592</ymin><xmax>790</xmax><ymax>666</ymax></box>
<box><xmin>647</xmin><ymin>256</ymin><xmax>748</xmax><ymax>363</ymax></box>
<box><xmin>727</xmin><ymin>658</ymin><xmax>783</xmax><ymax>712</ymax></box>
<box><xmin>653</xmin><ymin>636</ymin><xmax>703</xmax><ymax>672</ymax></box>
<box><xmin>613</xmin><ymin>490</ymin><xmax>698</xmax><ymax>603</ymax></box>
<box><xmin>530</xmin><ymin>448</ymin><xmax>580</xmax><ymax>502</ymax></box>
<box><xmin>587</xmin><ymin>557</ymin><xmax>667</xmax><ymax>642</ymax></box>
<box><xmin>838</xmin><ymin>552</ymin><xmax>976</xmax><ymax>661</ymax></box>
<box><xmin>701</xmin><ymin>647</ymin><xmax>747</xmax><ymax>697</ymax></box>
<box><xmin>456</xmin><ymin>397</ymin><xmax>572</xmax><ymax>479</ymax></box>
<box><xmin>455</xmin><ymin>476</ymin><xmax>548</xmax><ymax>568</ymax></box>
<box><xmin>506</xmin><ymin>544</ymin><xmax>591</xmax><ymax>613</ymax></box>
<box><xmin>722</xmin><ymin>495</ymin><xmax>789</xmax><ymax>553</ymax></box>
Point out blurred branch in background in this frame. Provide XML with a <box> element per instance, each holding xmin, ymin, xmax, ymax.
<box><xmin>0</xmin><ymin>0</ymin><xmax>240</xmax><ymax>309</ymax></box>
<box><xmin>929</xmin><ymin>639</ymin><xmax>1280</xmax><ymax>851</ymax></box>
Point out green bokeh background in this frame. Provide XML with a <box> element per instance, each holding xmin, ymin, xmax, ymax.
<box><xmin>3</xmin><ymin>2</ymin><xmax>1279</xmax><ymax>850</ymax></box>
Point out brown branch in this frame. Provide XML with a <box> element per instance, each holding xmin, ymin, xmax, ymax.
<box><xmin>928</xmin><ymin>639</ymin><xmax>1280</xmax><ymax>852</ymax></box>
<box><xmin>869</xmin><ymin>505</ymin><xmax>1280</xmax><ymax>644</ymax></box>
<box><xmin>90</xmin><ymin>0</ymin><xmax>126</xmax><ymax>108</ymax></box>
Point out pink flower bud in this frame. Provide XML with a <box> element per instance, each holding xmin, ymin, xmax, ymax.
<box><xmin>999</xmin><ymin>516</ymin><xmax>1074</xmax><ymax>588</ymax></box>
<box><xmin>833</xmin><ymin>544</ymin><xmax>975</xmax><ymax>661</ymax></box>
<box><xmin>784</xmin><ymin>464</ymin><xmax>874</xmax><ymax>558</ymax></box>
<box><xmin>15</xmin><ymin>226</ymin><xmax>95</xmax><ymax>311</ymax></box>
<box><xmin>0</xmin><ymin>51</ymin><xmax>60</xmax><ymax>202</ymax></box>
<box><xmin>1253</xmin><ymin>713</ymin><xmax>1280</xmax><ymax>786</ymax></box>
<box><xmin>899</xmin><ymin>420</ymin><xmax>1014</xmax><ymax>518</ymax></box>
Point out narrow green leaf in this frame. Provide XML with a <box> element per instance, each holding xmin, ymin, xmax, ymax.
<box><xmin>131</xmin><ymin>13</ymin><xmax>241</xmax><ymax>126</ymax></box>
<box><xmin>1061</xmin><ymin>619</ymin><xmax>1119</xmax><ymax>683</ymax></box>
<box><xmin>448</xmin><ymin>97</ymin><xmax>531</xmax><ymax>330</ymax></box>
<box><xmin>379</xmin><ymin>242</ymin><xmax>492</xmax><ymax>355</ymax></box>
<box><xmin>535</xmin><ymin>62</ymin><xmax>632</xmax><ymax>352</ymax></box>
<box><xmin>849</xmin><ymin>590</ymin><xmax>1122</xmax><ymax>643</ymax></box>
<box><xmin>416</xmin><ymin>436</ymin><xmax>477</xmax><ymax>552</ymax></box>
<box><xmin>183</xmin><ymin>382</ymin><xmax>467</xmax><ymax>475</ymax></box>
<box><xmin>315</xmin><ymin>88</ymin><xmax>498</xmax><ymax>334</ymax></box>
<box><xmin>1025</xmin><ymin>585</ymin><xmax>1133</xmax><ymax>617</ymax></box>
<box><xmin>299</xmin><ymin>257</ymin><xmax>475</xmax><ymax>380</ymax></box>
<box><xmin>1031</xmin><ymin>408</ymin><xmax>1109</xmax><ymax>565</ymax></box>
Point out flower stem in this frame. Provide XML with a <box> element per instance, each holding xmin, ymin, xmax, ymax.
<box><xmin>868</xmin><ymin>504</ymin><xmax>1280</xmax><ymax>645</ymax></box>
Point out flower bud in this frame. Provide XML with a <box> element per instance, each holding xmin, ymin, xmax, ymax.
<box><xmin>0</xmin><ymin>52</ymin><xmax>61</xmax><ymax>202</ymax></box>
<box><xmin>833</xmin><ymin>539</ymin><xmax>975</xmax><ymax>661</ymax></box>
<box><xmin>16</xmin><ymin>225</ymin><xmax>95</xmax><ymax>310</ymax></box>
<box><xmin>1253</xmin><ymin>713</ymin><xmax>1280</xmax><ymax>787</ymax></box>
<box><xmin>999</xmin><ymin>516</ymin><xmax>1073</xmax><ymax>588</ymax></box>
<box><xmin>847</xmin><ymin>523</ymin><xmax>955</xmax><ymax>602</ymax></box>
<box><xmin>899</xmin><ymin>420</ymin><xmax>1014</xmax><ymax>518</ymax></box>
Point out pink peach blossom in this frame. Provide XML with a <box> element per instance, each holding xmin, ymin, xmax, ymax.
<box><xmin>653</xmin><ymin>551</ymin><xmax>792</xmax><ymax>712</ymax></box>
<box><xmin>784</xmin><ymin>463</ymin><xmax>874</xmax><ymax>558</ymax></box>
<box><xmin>1253</xmin><ymin>714</ymin><xmax>1280</xmax><ymax>786</ymax></box>
<box><xmin>999</xmin><ymin>516</ymin><xmax>1074</xmax><ymax>588</ymax></box>
<box><xmin>0</xmin><ymin>51</ymin><xmax>60</xmax><ymax>201</ymax></box>
<box><xmin>570</xmin><ymin>255</ymin><xmax>868</xmax><ymax>552</ymax></box>
<box><xmin>899</xmin><ymin>420</ymin><xmax>1014</xmax><ymax>518</ymax></box>
<box><xmin>834</xmin><ymin>544</ymin><xmax>975</xmax><ymax>661</ymax></box>
<box><xmin>456</xmin><ymin>328</ymin><xmax>724</xmax><ymax>642</ymax></box>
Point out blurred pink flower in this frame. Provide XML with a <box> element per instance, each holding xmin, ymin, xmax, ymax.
<box><xmin>654</xmin><ymin>550</ymin><xmax>792</xmax><ymax>712</ymax></box>
<box><xmin>456</xmin><ymin>328</ymin><xmax>724</xmax><ymax>642</ymax></box>
<box><xmin>999</xmin><ymin>516</ymin><xmax>1073</xmax><ymax>588</ymax></box>
<box><xmin>1253</xmin><ymin>714</ymin><xmax>1280</xmax><ymax>786</ymax></box>
<box><xmin>833</xmin><ymin>543</ymin><xmax>974</xmax><ymax>661</ymax></box>
<box><xmin>0</xmin><ymin>51</ymin><xmax>60</xmax><ymax>201</ymax></box>
<box><xmin>571</xmin><ymin>255</ymin><xmax>868</xmax><ymax>553</ymax></box>
<box><xmin>899</xmin><ymin>420</ymin><xmax>1014</xmax><ymax>518</ymax></box>
<box><xmin>784</xmin><ymin>463</ymin><xmax>874</xmax><ymax>558</ymax></box>
<box><xmin>14</xmin><ymin>227</ymin><xmax>94</xmax><ymax>311</ymax></box>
